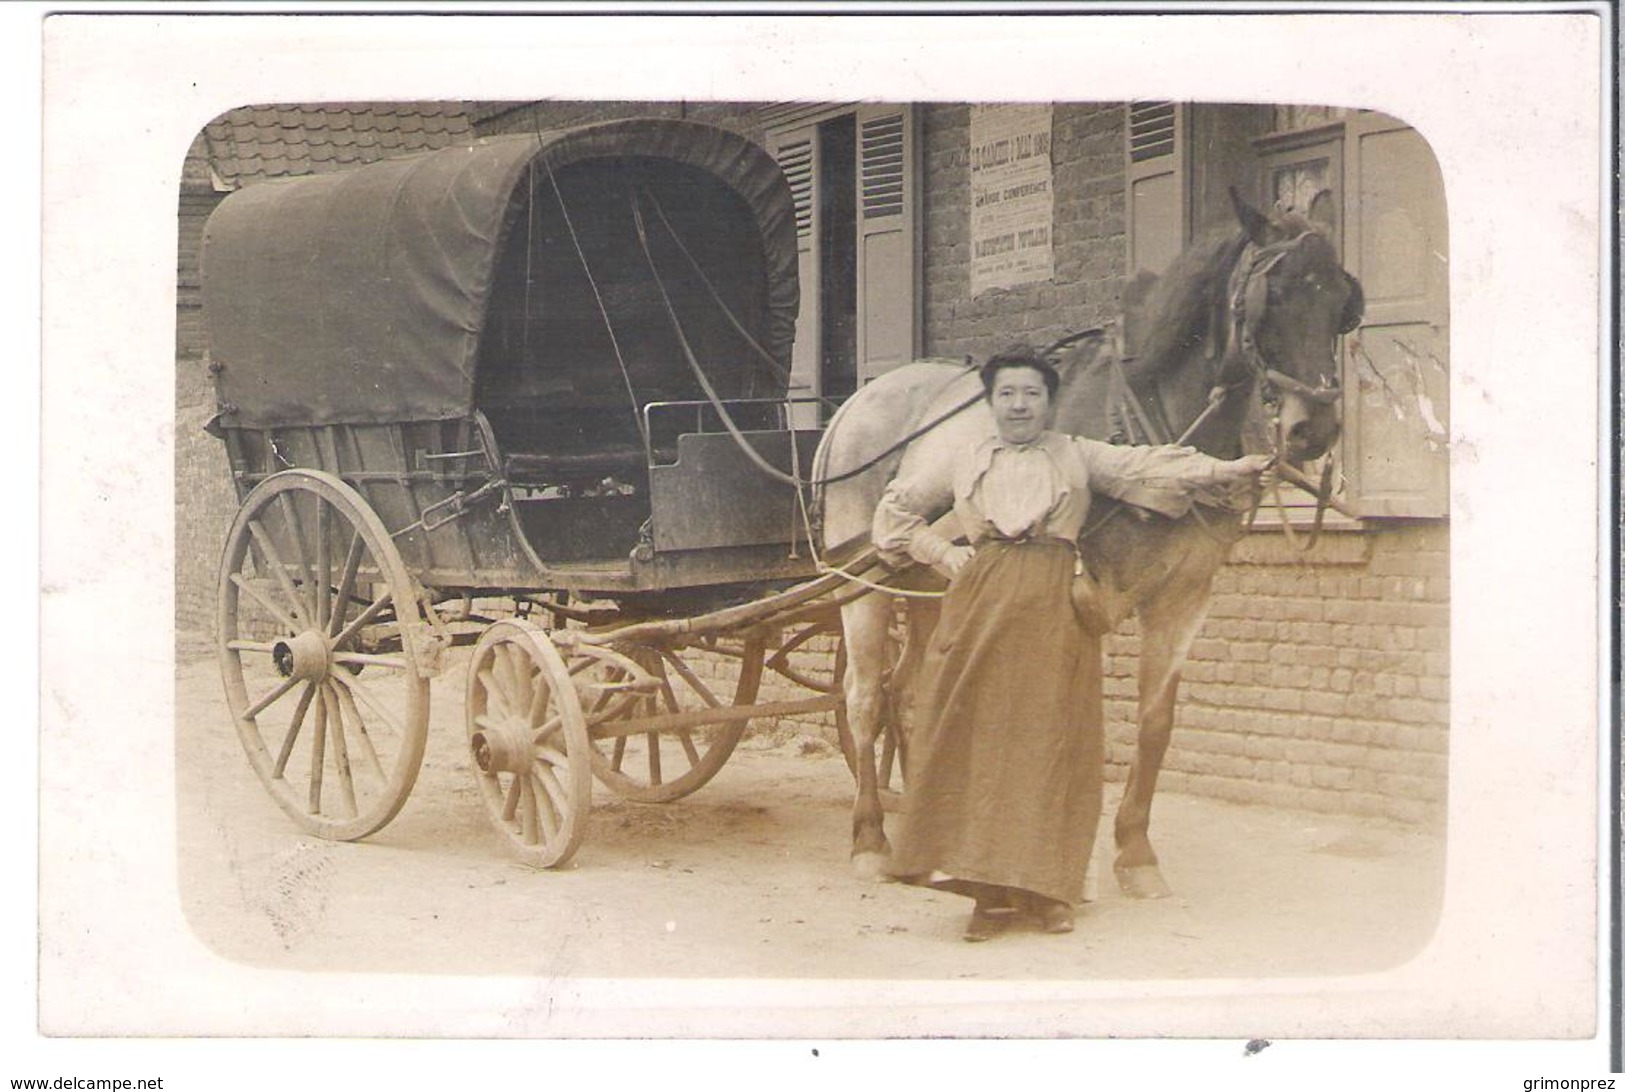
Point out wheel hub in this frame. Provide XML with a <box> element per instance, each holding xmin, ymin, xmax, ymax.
<box><xmin>470</xmin><ymin>719</ymin><xmax>534</xmax><ymax>775</ymax></box>
<box><xmin>272</xmin><ymin>629</ymin><xmax>332</xmax><ymax>682</ymax></box>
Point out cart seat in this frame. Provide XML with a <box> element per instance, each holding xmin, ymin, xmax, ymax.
<box><xmin>504</xmin><ymin>448</ymin><xmax>647</xmax><ymax>482</ymax></box>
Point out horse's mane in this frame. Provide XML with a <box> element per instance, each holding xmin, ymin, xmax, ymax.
<box><xmin>1127</xmin><ymin>228</ymin><xmax>1250</xmax><ymax>380</ymax></box>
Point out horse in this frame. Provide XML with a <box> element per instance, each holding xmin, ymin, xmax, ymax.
<box><xmin>812</xmin><ymin>188</ymin><xmax>1364</xmax><ymax>898</ymax></box>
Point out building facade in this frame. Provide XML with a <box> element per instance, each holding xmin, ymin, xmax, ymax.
<box><xmin>176</xmin><ymin>99</ymin><xmax>1449</xmax><ymax>824</ymax></box>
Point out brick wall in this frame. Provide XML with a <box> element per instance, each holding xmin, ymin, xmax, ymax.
<box><xmin>921</xmin><ymin>103</ymin><xmax>1126</xmax><ymax>361</ymax></box>
<box><xmin>175</xmin><ymin>135</ymin><xmax>237</xmax><ymax>659</ymax></box>
<box><xmin>1103</xmin><ymin>524</ymin><xmax>1449</xmax><ymax>825</ymax></box>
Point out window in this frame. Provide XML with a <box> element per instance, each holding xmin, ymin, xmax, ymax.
<box><xmin>1124</xmin><ymin>104</ymin><xmax>1449</xmax><ymax>520</ymax></box>
<box><xmin>1257</xmin><ymin>111</ymin><xmax>1449</xmax><ymax>519</ymax></box>
<box><xmin>764</xmin><ymin>104</ymin><xmax>921</xmax><ymax>422</ymax></box>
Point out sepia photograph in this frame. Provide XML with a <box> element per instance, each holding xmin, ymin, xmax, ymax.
<box><xmin>174</xmin><ymin>95</ymin><xmax>1447</xmax><ymax>980</ymax></box>
<box><xmin>27</xmin><ymin>5</ymin><xmax>1613</xmax><ymax>1084</ymax></box>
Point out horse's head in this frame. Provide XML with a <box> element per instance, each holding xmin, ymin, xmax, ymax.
<box><xmin>1226</xmin><ymin>188</ymin><xmax>1363</xmax><ymax>464</ymax></box>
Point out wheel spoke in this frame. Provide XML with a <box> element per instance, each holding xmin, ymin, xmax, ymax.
<box><xmin>331</xmin><ymin>588</ymin><xmax>394</xmax><ymax>652</ymax></box>
<box><xmin>331</xmin><ymin>680</ymin><xmax>385</xmax><ymax>780</ymax></box>
<box><xmin>518</xmin><ymin>777</ymin><xmax>539</xmax><ymax>845</ymax></box>
<box><xmin>526</xmin><ymin>668</ymin><xmax>552</xmax><ymax>726</ymax></box>
<box><xmin>231</xmin><ymin>573</ymin><xmax>300</xmax><ymax>634</ymax></box>
<box><xmin>314</xmin><ymin>499</ymin><xmax>331</xmax><ymax>633</ymax></box>
<box><xmin>327</xmin><ymin>529</ymin><xmax>366</xmax><ymax>638</ymax></box>
<box><xmin>512</xmin><ymin>647</ymin><xmax>539</xmax><ymax>721</ymax></box>
<box><xmin>246</xmin><ymin>519</ymin><xmax>310</xmax><ymax>629</ymax></box>
<box><xmin>530</xmin><ymin>770</ymin><xmax>561</xmax><ymax>844</ymax></box>
<box><xmin>654</xmin><ymin>678</ymin><xmax>701</xmax><ymax>767</ymax></box>
<box><xmin>536</xmin><ymin>742</ymin><xmax>570</xmax><ymax>769</ymax></box>
<box><xmin>533</xmin><ymin>764</ymin><xmax>567</xmax><ymax>837</ymax></box>
<box><xmin>242</xmin><ymin>674</ymin><xmax>301</xmax><ymax>723</ymax></box>
<box><xmin>330</xmin><ymin>670</ymin><xmax>406</xmax><ymax>738</ymax></box>
<box><xmin>532</xmin><ymin>713</ymin><xmax>564</xmax><ymax>745</ymax></box>
<box><xmin>492</xmin><ymin>645</ymin><xmax>519</xmax><ymax>710</ymax></box>
<box><xmin>308</xmin><ymin>682</ymin><xmax>328</xmax><ymax>814</ymax></box>
<box><xmin>477</xmin><ymin>668</ymin><xmax>507</xmax><ymax>717</ymax></box>
<box><xmin>272</xmin><ymin>683</ymin><xmax>318</xmax><ymax>778</ymax></box>
<box><xmin>501</xmin><ymin>644</ymin><xmax>534</xmax><ymax>715</ymax></box>
<box><xmin>645</xmin><ymin>732</ymin><xmax>662</xmax><ymax>784</ymax></box>
<box><xmin>611</xmin><ymin>735</ymin><xmax>627</xmax><ymax>772</ymax></box>
<box><xmin>331</xmin><ymin>651</ymin><xmax>411</xmax><ymax>672</ymax></box>
<box><xmin>659</xmin><ymin>648</ymin><xmax>723</xmax><ymax>708</ymax></box>
<box><xmin>277</xmin><ymin>492</ymin><xmax>317</xmax><ymax>624</ymax></box>
<box><xmin>502</xmin><ymin>773</ymin><xmax>522</xmax><ymax>822</ymax></box>
<box><xmin>675</xmin><ymin>729</ymin><xmax>701</xmax><ymax>766</ymax></box>
<box><xmin>324</xmin><ymin>684</ymin><xmax>358</xmax><ymax>818</ymax></box>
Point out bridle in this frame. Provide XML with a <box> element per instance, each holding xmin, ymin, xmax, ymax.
<box><xmin>1221</xmin><ymin>230</ymin><xmax>1356</xmax><ymax>549</ymax></box>
<box><xmin>1222</xmin><ymin>231</ymin><xmax>1345</xmax><ymax>409</ymax></box>
<box><xmin>1101</xmin><ymin>228</ymin><xmax>1351</xmax><ymax>550</ymax></box>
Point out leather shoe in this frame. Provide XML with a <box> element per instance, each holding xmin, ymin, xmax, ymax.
<box><xmin>1036</xmin><ymin>902</ymin><xmax>1074</xmax><ymax>935</ymax></box>
<box><xmin>963</xmin><ymin>904</ymin><xmax>1006</xmax><ymax>942</ymax></box>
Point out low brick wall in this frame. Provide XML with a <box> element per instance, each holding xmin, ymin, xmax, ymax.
<box><xmin>1103</xmin><ymin>523</ymin><xmax>1448</xmax><ymax>826</ymax></box>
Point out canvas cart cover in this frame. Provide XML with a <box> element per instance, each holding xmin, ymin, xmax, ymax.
<box><xmin>201</xmin><ymin>119</ymin><xmax>799</xmax><ymax>429</ymax></box>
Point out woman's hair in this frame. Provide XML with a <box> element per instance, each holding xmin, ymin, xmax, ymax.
<box><xmin>979</xmin><ymin>345</ymin><xmax>1060</xmax><ymax>401</ymax></box>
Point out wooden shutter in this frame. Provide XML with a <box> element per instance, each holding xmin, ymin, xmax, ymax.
<box><xmin>768</xmin><ymin>124</ymin><xmax>821</xmax><ymax>427</ymax></box>
<box><xmin>1126</xmin><ymin>101</ymin><xmax>1187</xmax><ymax>277</ymax></box>
<box><xmin>1340</xmin><ymin>116</ymin><xmax>1449</xmax><ymax>517</ymax></box>
<box><xmin>853</xmin><ymin>103</ymin><xmax>919</xmax><ymax>383</ymax></box>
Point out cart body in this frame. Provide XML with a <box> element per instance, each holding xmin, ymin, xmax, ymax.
<box><xmin>203</xmin><ymin>119</ymin><xmax>821</xmax><ymax>606</ymax></box>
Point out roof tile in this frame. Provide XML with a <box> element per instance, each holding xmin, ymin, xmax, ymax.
<box><xmin>200</xmin><ymin>101</ymin><xmax>474</xmax><ymax>186</ymax></box>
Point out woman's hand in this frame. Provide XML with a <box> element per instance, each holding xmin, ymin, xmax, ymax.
<box><xmin>1223</xmin><ymin>453</ymin><xmax>1275</xmax><ymax>481</ymax></box>
<box><xmin>936</xmin><ymin>544</ymin><xmax>975</xmax><ymax>580</ymax></box>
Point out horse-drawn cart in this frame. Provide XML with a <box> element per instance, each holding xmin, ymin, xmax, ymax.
<box><xmin>204</xmin><ymin>118</ymin><xmax>886</xmax><ymax>868</ymax></box>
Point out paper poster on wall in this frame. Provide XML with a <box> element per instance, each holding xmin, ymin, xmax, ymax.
<box><xmin>969</xmin><ymin>103</ymin><xmax>1054</xmax><ymax>296</ymax></box>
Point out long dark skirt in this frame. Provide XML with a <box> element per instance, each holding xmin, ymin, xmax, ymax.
<box><xmin>887</xmin><ymin>539</ymin><xmax>1104</xmax><ymax>907</ymax></box>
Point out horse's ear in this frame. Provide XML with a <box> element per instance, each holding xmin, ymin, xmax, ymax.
<box><xmin>1230</xmin><ymin>185</ymin><xmax>1272</xmax><ymax>246</ymax></box>
<box><xmin>1339</xmin><ymin>272</ymin><xmax>1365</xmax><ymax>334</ymax></box>
<box><xmin>1306</xmin><ymin>189</ymin><xmax>1338</xmax><ymax>237</ymax></box>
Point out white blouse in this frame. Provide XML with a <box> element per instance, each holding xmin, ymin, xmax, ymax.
<box><xmin>873</xmin><ymin>431</ymin><xmax>1245</xmax><ymax>569</ymax></box>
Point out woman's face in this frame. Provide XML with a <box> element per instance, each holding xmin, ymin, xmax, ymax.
<box><xmin>988</xmin><ymin>365</ymin><xmax>1051</xmax><ymax>446</ymax></box>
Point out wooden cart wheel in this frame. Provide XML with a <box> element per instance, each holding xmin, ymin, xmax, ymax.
<box><xmin>217</xmin><ymin>469</ymin><xmax>429</xmax><ymax>841</ymax></box>
<box><xmin>466</xmin><ymin>619</ymin><xmax>592</xmax><ymax>868</ymax></box>
<box><xmin>575</xmin><ymin>637</ymin><xmax>765</xmax><ymax>804</ymax></box>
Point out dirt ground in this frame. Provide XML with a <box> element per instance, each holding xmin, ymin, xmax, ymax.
<box><xmin>175</xmin><ymin>648</ymin><xmax>1444</xmax><ymax>987</ymax></box>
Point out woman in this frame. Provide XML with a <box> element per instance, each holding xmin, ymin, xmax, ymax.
<box><xmin>873</xmin><ymin>346</ymin><xmax>1270</xmax><ymax>941</ymax></box>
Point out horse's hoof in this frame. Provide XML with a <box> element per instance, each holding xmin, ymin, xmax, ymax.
<box><xmin>1115</xmin><ymin>864</ymin><xmax>1174</xmax><ymax>900</ymax></box>
<box><xmin>851</xmin><ymin>851</ymin><xmax>891</xmax><ymax>882</ymax></box>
